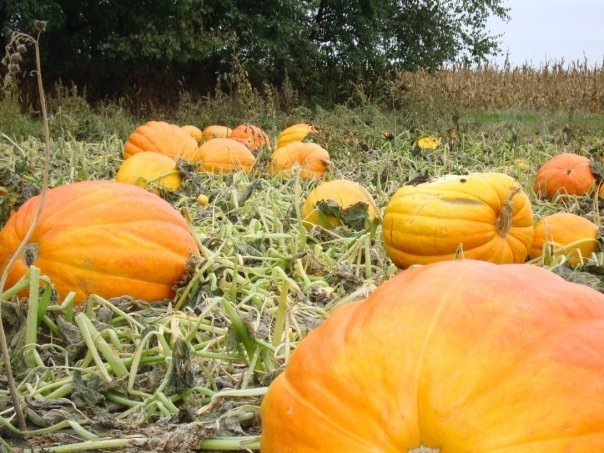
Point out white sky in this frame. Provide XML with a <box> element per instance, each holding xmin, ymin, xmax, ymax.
<box><xmin>486</xmin><ymin>0</ymin><xmax>604</xmax><ymax>67</ymax></box>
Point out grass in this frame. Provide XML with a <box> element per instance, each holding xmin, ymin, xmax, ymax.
<box><xmin>1</xmin><ymin>70</ymin><xmax>604</xmax><ymax>451</ymax></box>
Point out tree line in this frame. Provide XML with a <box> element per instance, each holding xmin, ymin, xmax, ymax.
<box><xmin>1</xmin><ymin>0</ymin><xmax>509</xmax><ymax>104</ymax></box>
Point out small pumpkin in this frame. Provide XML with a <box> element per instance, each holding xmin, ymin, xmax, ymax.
<box><xmin>116</xmin><ymin>152</ymin><xmax>181</xmax><ymax>193</ymax></box>
<box><xmin>0</xmin><ymin>181</ymin><xmax>199</xmax><ymax>304</ymax></box>
<box><xmin>180</xmin><ymin>125</ymin><xmax>203</xmax><ymax>143</ymax></box>
<box><xmin>276</xmin><ymin>123</ymin><xmax>318</xmax><ymax>148</ymax></box>
<box><xmin>261</xmin><ymin>259</ymin><xmax>604</xmax><ymax>452</ymax></box>
<box><xmin>124</xmin><ymin>121</ymin><xmax>198</xmax><ymax>159</ymax></box>
<box><xmin>201</xmin><ymin>125</ymin><xmax>232</xmax><ymax>142</ymax></box>
<box><xmin>270</xmin><ymin>142</ymin><xmax>331</xmax><ymax>180</ymax></box>
<box><xmin>301</xmin><ymin>179</ymin><xmax>378</xmax><ymax>230</ymax></box>
<box><xmin>383</xmin><ymin>172</ymin><xmax>534</xmax><ymax>268</ymax></box>
<box><xmin>182</xmin><ymin>138</ymin><xmax>255</xmax><ymax>174</ymax></box>
<box><xmin>533</xmin><ymin>153</ymin><xmax>596</xmax><ymax>199</ymax></box>
<box><xmin>415</xmin><ymin>135</ymin><xmax>441</xmax><ymax>151</ymax></box>
<box><xmin>529</xmin><ymin>212</ymin><xmax>599</xmax><ymax>265</ymax></box>
<box><xmin>228</xmin><ymin>124</ymin><xmax>270</xmax><ymax>152</ymax></box>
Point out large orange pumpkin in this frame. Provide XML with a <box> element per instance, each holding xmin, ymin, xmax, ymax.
<box><xmin>383</xmin><ymin>172</ymin><xmax>533</xmax><ymax>268</ymax></box>
<box><xmin>529</xmin><ymin>212</ymin><xmax>599</xmax><ymax>265</ymax></box>
<box><xmin>0</xmin><ymin>181</ymin><xmax>199</xmax><ymax>304</ymax></box>
<box><xmin>124</xmin><ymin>121</ymin><xmax>198</xmax><ymax>159</ymax></box>
<box><xmin>261</xmin><ymin>259</ymin><xmax>604</xmax><ymax>452</ymax></box>
<box><xmin>533</xmin><ymin>153</ymin><xmax>596</xmax><ymax>199</ymax></box>
<box><xmin>270</xmin><ymin>142</ymin><xmax>331</xmax><ymax>180</ymax></box>
<box><xmin>228</xmin><ymin>124</ymin><xmax>270</xmax><ymax>152</ymax></box>
<box><xmin>182</xmin><ymin>138</ymin><xmax>255</xmax><ymax>174</ymax></box>
<box><xmin>116</xmin><ymin>152</ymin><xmax>181</xmax><ymax>193</ymax></box>
<box><xmin>301</xmin><ymin>179</ymin><xmax>378</xmax><ymax>229</ymax></box>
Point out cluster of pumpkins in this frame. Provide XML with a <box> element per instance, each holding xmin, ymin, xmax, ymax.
<box><xmin>1</xmin><ymin>121</ymin><xmax>604</xmax><ymax>451</ymax></box>
<box><xmin>115</xmin><ymin>121</ymin><xmax>331</xmax><ymax>191</ymax></box>
<box><xmin>262</xmin><ymin>149</ymin><xmax>604</xmax><ymax>451</ymax></box>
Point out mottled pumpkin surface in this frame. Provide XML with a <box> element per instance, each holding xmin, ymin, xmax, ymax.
<box><xmin>0</xmin><ymin>180</ymin><xmax>199</xmax><ymax>304</ymax></box>
<box><xmin>383</xmin><ymin>172</ymin><xmax>534</xmax><ymax>268</ymax></box>
<box><xmin>261</xmin><ymin>259</ymin><xmax>604</xmax><ymax>452</ymax></box>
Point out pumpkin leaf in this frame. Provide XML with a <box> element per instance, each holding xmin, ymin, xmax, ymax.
<box><xmin>315</xmin><ymin>199</ymin><xmax>370</xmax><ymax>231</ymax></box>
<box><xmin>71</xmin><ymin>370</ymin><xmax>105</xmax><ymax>410</ymax></box>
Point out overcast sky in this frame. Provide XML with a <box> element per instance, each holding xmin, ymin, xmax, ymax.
<box><xmin>486</xmin><ymin>0</ymin><xmax>604</xmax><ymax>67</ymax></box>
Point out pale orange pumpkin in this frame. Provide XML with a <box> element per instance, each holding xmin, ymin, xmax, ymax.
<box><xmin>201</xmin><ymin>125</ymin><xmax>232</xmax><ymax>142</ymax></box>
<box><xmin>180</xmin><ymin>125</ymin><xmax>203</xmax><ymax>143</ymax></box>
<box><xmin>228</xmin><ymin>124</ymin><xmax>270</xmax><ymax>152</ymax></box>
<box><xmin>182</xmin><ymin>138</ymin><xmax>255</xmax><ymax>174</ymax></box>
<box><xmin>533</xmin><ymin>153</ymin><xmax>596</xmax><ymax>199</ymax></box>
<box><xmin>529</xmin><ymin>212</ymin><xmax>599</xmax><ymax>265</ymax></box>
<box><xmin>0</xmin><ymin>181</ymin><xmax>199</xmax><ymax>304</ymax></box>
<box><xmin>124</xmin><ymin>121</ymin><xmax>198</xmax><ymax>159</ymax></box>
<box><xmin>261</xmin><ymin>259</ymin><xmax>604</xmax><ymax>451</ymax></box>
<box><xmin>270</xmin><ymin>142</ymin><xmax>331</xmax><ymax>180</ymax></box>
<box><xmin>116</xmin><ymin>152</ymin><xmax>181</xmax><ymax>193</ymax></box>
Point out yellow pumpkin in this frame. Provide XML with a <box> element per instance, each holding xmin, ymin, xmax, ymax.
<box><xmin>201</xmin><ymin>125</ymin><xmax>232</xmax><ymax>142</ymax></box>
<box><xmin>276</xmin><ymin>123</ymin><xmax>318</xmax><ymax>148</ymax></box>
<box><xmin>180</xmin><ymin>125</ymin><xmax>203</xmax><ymax>143</ymax></box>
<box><xmin>383</xmin><ymin>172</ymin><xmax>534</xmax><ymax>268</ymax></box>
<box><xmin>116</xmin><ymin>152</ymin><xmax>181</xmax><ymax>193</ymax></box>
<box><xmin>301</xmin><ymin>179</ymin><xmax>378</xmax><ymax>229</ymax></box>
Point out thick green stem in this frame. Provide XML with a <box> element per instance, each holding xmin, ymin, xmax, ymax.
<box><xmin>24</xmin><ymin>266</ymin><xmax>41</xmax><ymax>368</ymax></box>
<box><xmin>198</xmin><ymin>436</ymin><xmax>260</xmax><ymax>451</ymax></box>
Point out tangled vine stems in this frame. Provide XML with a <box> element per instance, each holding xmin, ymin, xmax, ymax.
<box><xmin>0</xmin><ymin>21</ymin><xmax>51</xmax><ymax>433</ymax></box>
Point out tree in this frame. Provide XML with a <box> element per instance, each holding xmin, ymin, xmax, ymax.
<box><xmin>2</xmin><ymin>0</ymin><xmax>509</xmax><ymax>103</ymax></box>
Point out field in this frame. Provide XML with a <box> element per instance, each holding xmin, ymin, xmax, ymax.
<box><xmin>1</xmin><ymin>63</ymin><xmax>604</xmax><ymax>452</ymax></box>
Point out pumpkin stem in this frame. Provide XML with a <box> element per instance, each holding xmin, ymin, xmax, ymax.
<box><xmin>496</xmin><ymin>186</ymin><xmax>521</xmax><ymax>237</ymax></box>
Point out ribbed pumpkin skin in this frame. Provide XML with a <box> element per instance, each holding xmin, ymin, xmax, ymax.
<box><xmin>181</xmin><ymin>125</ymin><xmax>203</xmax><ymax>143</ymax></box>
<box><xmin>301</xmin><ymin>179</ymin><xmax>378</xmax><ymax>229</ymax></box>
<box><xmin>0</xmin><ymin>181</ymin><xmax>199</xmax><ymax>304</ymax></box>
<box><xmin>182</xmin><ymin>138</ymin><xmax>255</xmax><ymax>173</ymax></box>
<box><xmin>534</xmin><ymin>153</ymin><xmax>595</xmax><ymax>199</ymax></box>
<box><xmin>276</xmin><ymin>123</ymin><xmax>317</xmax><ymax>148</ymax></box>
<box><xmin>228</xmin><ymin>124</ymin><xmax>270</xmax><ymax>152</ymax></box>
<box><xmin>123</xmin><ymin>121</ymin><xmax>198</xmax><ymax>159</ymax></box>
<box><xmin>529</xmin><ymin>212</ymin><xmax>599</xmax><ymax>265</ymax></box>
<box><xmin>201</xmin><ymin>125</ymin><xmax>232</xmax><ymax>142</ymax></box>
<box><xmin>270</xmin><ymin>142</ymin><xmax>331</xmax><ymax>180</ymax></box>
<box><xmin>261</xmin><ymin>260</ymin><xmax>604</xmax><ymax>452</ymax></box>
<box><xmin>116</xmin><ymin>152</ymin><xmax>181</xmax><ymax>193</ymax></box>
<box><xmin>383</xmin><ymin>172</ymin><xmax>533</xmax><ymax>268</ymax></box>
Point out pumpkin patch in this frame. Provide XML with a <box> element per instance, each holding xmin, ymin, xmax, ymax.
<box><xmin>2</xmin><ymin>68</ymin><xmax>604</xmax><ymax>451</ymax></box>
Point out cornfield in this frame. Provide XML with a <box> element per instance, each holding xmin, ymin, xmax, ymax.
<box><xmin>393</xmin><ymin>59</ymin><xmax>604</xmax><ymax>113</ymax></box>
